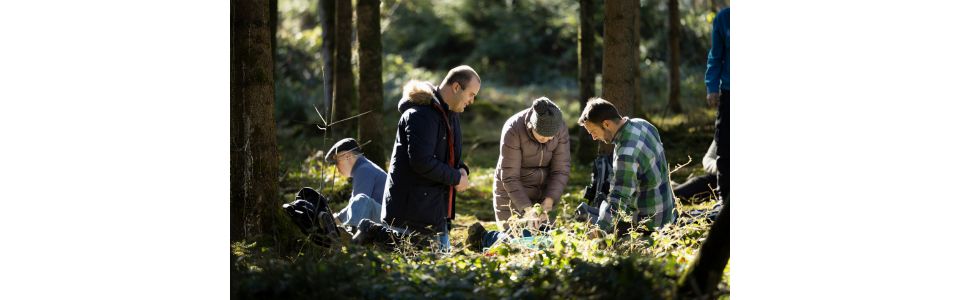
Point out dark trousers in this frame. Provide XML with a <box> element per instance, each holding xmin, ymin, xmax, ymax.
<box><xmin>674</xmin><ymin>174</ymin><xmax>717</xmax><ymax>203</ymax></box>
<box><xmin>715</xmin><ymin>90</ymin><xmax>730</xmax><ymax>203</ymax></box>
<box><xmin>678</xmin><ymin>89</ymin><xmax>731</xmax><ymax>297</ymax></box>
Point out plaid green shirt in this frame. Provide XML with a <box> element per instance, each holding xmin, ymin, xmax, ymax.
<box><xmin>608</xmin><ymin>118</ymin><xmax>676</xmax><ymax>230</ymax></box>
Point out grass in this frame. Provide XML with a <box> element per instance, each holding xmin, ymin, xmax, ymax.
<box><xmin>239</xmin><ymin>84</ymin><xmax>728</xmax><ymax>299</ymax></box>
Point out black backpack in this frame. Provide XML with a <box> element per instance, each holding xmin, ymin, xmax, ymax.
<box><xmin>582</xmin><ymin>154</ymin><xmax>613</xmax><ymax>208</ymax></box>
<box><xmin>282</xmin><ymin>187</ymin><xmax>338</xmax><ymax>246</ymax></box>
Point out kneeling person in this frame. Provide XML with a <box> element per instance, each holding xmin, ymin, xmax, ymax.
<box><xmin>379</xmin><ymin>66</ymin><xmax>481</xmax><ymax>251</ymax></box>
<box><xmin>493</xmin><ymin>97</ymin><xmax>571</xmax><ymax>228</ymax></box>
<box><xmin>578</xmin><ymin>98</ymin><xmax>676</xmax><ymax>231</ymax></box>
<box><xmin>469</xmin><ymin>98</ymin><xmax>569</xmax><ymax>251</ymax></box>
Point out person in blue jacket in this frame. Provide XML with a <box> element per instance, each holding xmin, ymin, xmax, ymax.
<box><xmin>705</xmin><ymin>7</ymin><xmax>729</xmax><ymax>202</ymax></box>
<box><xmin>325</xmin><ymin>138</ymin><xmax>388</xmax><ymax>228</ymax></box>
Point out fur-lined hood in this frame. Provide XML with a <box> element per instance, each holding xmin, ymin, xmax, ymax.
<box><xmin>398</xmin><ymin>80</ymin><xmax>440</xmax><ymax>112</ymax></box>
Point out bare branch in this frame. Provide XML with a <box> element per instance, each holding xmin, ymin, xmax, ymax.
<box><xmin>670</xmin><ymin>155</ymin><xmax>694</xmax><ymax>174</ymax></box>
<box><xmin>313</xmin><ymin>104</ymin><xmax>328</xmax><ymax>126</ymax></box>
<box><xmin>325</xmin><ymin>110</ymin><xmax>373</xmax><ymax>128</ymax></box>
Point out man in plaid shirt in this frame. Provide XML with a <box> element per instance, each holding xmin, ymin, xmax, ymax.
<box><xmin>578</xmin><ymin>98</ymin><xmax>676</xmax><ymax>231</ymax></box>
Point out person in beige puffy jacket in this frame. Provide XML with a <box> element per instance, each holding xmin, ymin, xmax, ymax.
<box><xmin>493</xmin><ymin>97</ymin><xmax>571</xmax><ymax>228</ymax></box>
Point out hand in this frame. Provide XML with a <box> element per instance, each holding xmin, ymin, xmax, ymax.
<box><xmin>541</xmin><ymin>197</ymin><xmax>555</xmax><ymax>213</ymax></box>
<box><xmin>455</xmin><ymin>168</ymin><xmax>470</xmax><ymax>192</ymax></box>
<box><xmin>706</xmin><ymin>93</ymin><xmax>720</xmax><ymax>107</ymax></box>
<box><xmin>538</xmin><ymin>210</ymin><xmax>549</xmax><ymax>225</ymax></box>
<box><xmin>522</xmin><ymin>207</ymin><xmax>543</xmax><ymax>229</ymax></box>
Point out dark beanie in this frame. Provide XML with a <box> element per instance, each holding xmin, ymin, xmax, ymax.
<box><xmin>530</xmin><ymin>97</ymin><xmax>563</xmax><ymax>137</ymax></box>
<box><xmin>324</xmin><ymin>138</ymin><xmax>361</xmax><ymax>163</ymax></box>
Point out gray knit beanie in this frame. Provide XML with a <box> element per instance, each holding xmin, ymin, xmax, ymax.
<box><xmin>529</xmin><ymin>97</ymin><xmax>563</xmax><ymax>137</ymax></box>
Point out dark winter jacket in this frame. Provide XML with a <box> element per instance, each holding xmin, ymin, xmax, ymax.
<box><xmin>382</xmin><ymin>81</ymin><xmax>468</xmax><ymax>234</ymax></box>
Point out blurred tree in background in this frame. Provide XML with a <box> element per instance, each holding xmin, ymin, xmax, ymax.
<box><xmin>357</xmin><ymin>0</ymin><xmax>387</xmax><ymax>166</ymax></box>
<box><xmin>332</xmin><ymin>0</ymin><xmax>357</xmax><ymax>137</ymax></box>
<box><xmin>667</xmin><ymin>0</ymin><xmax>683</xmax><ymax>113</ymax></box>
<box><xmin>318</xmin><ymin>0</ymin><xmax>335</xmax><ymax>119</ymax></box>
<box><xmin>273</xmin><ymin>0</ymin><xmax>727</xmax><ymax>166</ymax></box>
<box><xmin>576</xmin><ymin>0</ymin><xmax>598</xmax><ymax>164</ymax></box>
<box><xmin>275</xmin><ymin>0</ymin><xmax>324</xmax><ymax>129</ymax></box>
<box><xmin>600</xmin><ymin>0</ymin><xmax>637</xmax><ymax>155</ymax></box>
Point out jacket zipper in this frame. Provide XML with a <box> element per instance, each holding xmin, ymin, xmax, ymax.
<box><xmin>538</xmin><ymin>145</ymin><xmax>545</xmax><ymax>187</ymax></box>
<box><xmin>539</xmin><ymin>146</ymin><xmax>544</xmax><ymax>167</ymax></box>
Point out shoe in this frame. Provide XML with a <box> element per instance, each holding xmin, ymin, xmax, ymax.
<box><xmin>353</xmin><ymin>218</ymin><xmax>390</xmax><ymax>246</ymax></box>
<box><xmin>537</xmin><ymin>223</ymin><xmax>553</xmax><ymax>233</ymax></box>
<box><xmin>574</xmin><ymin>202</ymin><xmax>588</xmax><ymax>222</ymax></box>
<box><xmin>466</xmin><ymin>222</ymin><xmax>487</xmax><ymax>252</ymax></box>
<box><xmin>575</xmin><ymin>202</ymin><xmax>599</xmax><ymax>223</ymax></box>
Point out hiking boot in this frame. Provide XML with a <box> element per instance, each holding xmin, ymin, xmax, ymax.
<box><xmin>575</xmin><ymin>202</ymin><xmax>600</xmax><ymax>223</ymax></box>
<box><xmin>537</xmin><ymin>223</ymin><xmax>553</xmax><ymax>233</ymax></box>
<box><xmin>352</xmin><ymin>218</ymin><xmax>375</xmax><ymax>245</ymax></box>
<box><xmin>466</xmin><ymin>222</ymin><xmax>487</xmax><ymax>252</ymax></box>
<box><xmin>353</xmin><ymin>218</ymin><xmax>393</xmax><ymax>246</ymax></box>
<box><xmin>574</xmin><ymin>202</ymin><xmax>588</xmax><ymax>222</ymax></box>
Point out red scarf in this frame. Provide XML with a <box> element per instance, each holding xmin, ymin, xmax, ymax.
<box><xmin>431</xmin><ymin>101</ymin><xmax>456</xmax><ymax>219</ymax></box>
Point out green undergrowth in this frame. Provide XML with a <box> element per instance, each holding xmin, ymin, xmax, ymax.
<box><xmin>237</xmin><ymin>159</ymin><xmax>728</xmax><ymax>298</ymax></box>
<box><xmin>232</xmin><ymin>192</ymin><xmax>728</xmax><ymax>299</ymax></box>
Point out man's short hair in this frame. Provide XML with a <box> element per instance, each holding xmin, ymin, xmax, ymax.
<box><xmin>578</xmin><ymin>97</ymin><xmax>622</xmax><ymax>125</ymax></box>
<box><xmin>440</xmin><ymin>65</ymin><xmax>480</xmax><ymax>90</ymax></box>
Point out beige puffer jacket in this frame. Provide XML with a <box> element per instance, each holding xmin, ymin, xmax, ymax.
<box><xmin>493</xmin><ymin>108</ymin><xmax>571</xmax><ymax>222</ymax></box>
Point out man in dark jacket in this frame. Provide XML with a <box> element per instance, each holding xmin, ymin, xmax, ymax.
<box><xmin>381</xmin><ymin>65</ymin><xmax>480</xmax><ymax>251</ymax></box>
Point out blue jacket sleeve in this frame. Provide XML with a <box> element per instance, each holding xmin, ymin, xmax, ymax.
<box><xmin>404</xmin><ymin>110</ymin><xmax>462</xmax><ymax>186</ymax></box>
<box><xmin>704</xmin><ymin>10</ymin><xmax>726</xmax><ymax>93</ymax></box>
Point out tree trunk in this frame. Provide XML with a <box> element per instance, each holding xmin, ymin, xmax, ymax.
<box><xmin>599</xmin><ymin>0</ymin><xmax>637</xmax><ymax>155</ymax></box>
<box><xmin>319</xmin><ymin>0</ymin><xmax>336</xmax><ymax>118</ymax></box>
<box><xmin>633</xmin><ymin>0</ymin><xmax>646</xmax><ymax>120</ymax></box>
<box><xmin>231</xmin><ymin>0</ymin><xmax>284</xmax><ymax>243</ymax></box>
<box><xmin>270</xmin><ymin>0</ymin><xmax>278</xmax><ymax>61</ymax></box>
<box><xmin>332</xmin><ymin>0</ymin><xmax>357</xmax><ymax>137</ymax></box>
<box><xmin>576</xmin><ymin>0</ymin><xmax>598</xmax><ymax>164</ymax></box>
<box><xmin>667</xmin><ymin>0</ymin><xmax>683</xmax><ymax>114</ymax></box>
<box><xmin>356</xmin><ymin>0</ymin><xmax>387</xmax><ymax>167</ymax></box>
<box><xmin>676</xmin><ymin>202</ymin><xmax>730</xmax><ymax>298</ymax></box>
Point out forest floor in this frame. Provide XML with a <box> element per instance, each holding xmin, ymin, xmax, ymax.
<box><xmin>232</xmin><ymin>85</ymin><xmax>729</xmax><ymax>299</ymax></box>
